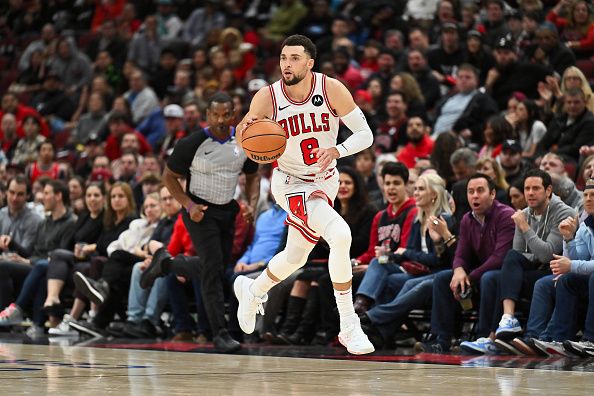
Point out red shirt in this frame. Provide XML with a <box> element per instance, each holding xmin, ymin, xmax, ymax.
<box><xmin>357</xmin><ymin>198</ymin><xmax>417</xmax><ymax>264</ymax></box>
<box><xmin>167</xmin><ymin>214</ymin><xmax>196</xmax><ymax>257</ymax></box>
<box><xmin>0</xmin><ymin>105</ymin><xmax>50</xmax><ymax>138</ymax></box>
<box><xmin>397</xmin><ymin>134</ymin><xmax>435</xmax><ymax>169</ymax></box>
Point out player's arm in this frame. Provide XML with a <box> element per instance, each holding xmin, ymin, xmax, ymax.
<box><xmin>326</xmin><ymin>77</ymin><xmax>374</xmax><ymax>157</ymax></box>
<box><xmin>313</xmin><ymin>77</ymin><xmax>374</xmax><ymax>171</ymax></box>
<box><xmin>236</xmin><ymin>87</ymin><xmax>273</xmax><ymax>148</ymax></box>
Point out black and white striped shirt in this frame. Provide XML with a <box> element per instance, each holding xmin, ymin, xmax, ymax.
<box><xmin>167</xmin><ymin>127</ymin><xmax>258</xmax><ymax>207</ymax></box>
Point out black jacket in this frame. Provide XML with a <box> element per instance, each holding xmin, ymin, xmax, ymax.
<box><xmin>538</xmin><ymin>109</ymin><xmax>594</xmax><ymax>163</ymax></box>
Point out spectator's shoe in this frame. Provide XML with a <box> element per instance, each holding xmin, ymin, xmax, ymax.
<box><xmin>511</xmin><ymin>337</ymin><xmax>543</xmax><ymax>356</ymax></box>
<box><xmin>494</xmin><ymin>338</ymin><xmax>523</xmax><ymax>355</ymax></box>
<box><xmin>414</xmin><ymin>340</ymin><xmax>449</xmax><ymax>354</ymax></box>
<box><xmin>213</xmin><ymin>329</ymin><xmax>241</xmax><ymax>353</ymax></box>
<box><xmin>532</xmin><ymin>339</ymin><xmax>569</xmax><ymax>357</ymax></box>
<box><xmin>73</xmin><ymin>272</ymin><xmax>109</xmax><ymax>305</ymax></box>
<box><xmin>338</xmin><ymin>315</ymin><xmax>375</xmax><ymax>355</ymax></box>
<box><xmin>563</xmin><ymin>340</ymin><xmax>594</xmax><ymax>358</ymax></box>
<box><xmin>124</xmin><ymin>319</ymin><xmax>156</xmax><ymax>339</ymax></box>
<box><xmin>0</xmin><ymin>303</ymin><xmax>23</xmax><ymax>326</ymax></box>
<box><xmin>171</xmin><ymin>331</ymin><xmax>194</xmax><ymax>342</ymax></box>
<box><xmin>495</xmin><ymin>316</ymin><xmax>522</xmax><ymax>340</ymax></box>
<box><xmin>234</xmin><ymin>275</ymin><xmax>267</xmax><ymax>334</ymax></box>
<box><xmin>460</xmin><ymin>337</ymin><xmax>499</xmax><ymax>355</ymax></box>
<box><xmin>195</xmin><ymin>333</ymin><xmax>209</xmax><ymax>344</ymax></box>
<box><xmin>353</xmin><ymin>296</ymin><xmax>372</xmax><ymax>316</ymax></box>
<box><xmin>48</xmin><ymin>315</ymin><xmax>78</xmax><ymax>337</ymax></box>
<box><xmin>25</xmin><ymin>325</ymin><xmax>45</xmax><ymax>339</ymax></box>
<box><xmin>140</xmin><ymin>247</ymin><xmax>171</xmax><ymax>289</ymax></box>
<box><xmin>69</xmin><ymin>319</ymin><xmax>106</xmax><ymax>338</ymax></box>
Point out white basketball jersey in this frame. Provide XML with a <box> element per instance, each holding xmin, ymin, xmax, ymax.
<box><xmin>269</xmin><ymin>72</ymin><xmax>340</xmax><ymax>176</ymax></box>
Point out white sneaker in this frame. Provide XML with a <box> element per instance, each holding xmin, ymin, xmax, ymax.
<box><xmin>25</xmin><ymin>325</ymin><xmax>45</xmax><ymax>338</ymax></box>
<box><xmin>338</xmin><ymin>316</ymin><xmax>375</xmax><ymax>355</ymax></box>
<box><xmin>234</xmin><ymin>275</ymin><xmax>267</xmax><ymax>334</ymax></box>
<box><xmin>49</xmin><ymin>315</ymin><xmax>78</xmax><ymax>336</ymax></box>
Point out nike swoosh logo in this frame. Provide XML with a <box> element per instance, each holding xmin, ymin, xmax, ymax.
<box><xmin>279</xmin><ymin>105</ymin><xmax>290</xmax><ymax>111</ymax></box>
<box><xmin>205</xmin><ymin>151</ymin><xmax>213</xmax><ymax>155</ymax></box>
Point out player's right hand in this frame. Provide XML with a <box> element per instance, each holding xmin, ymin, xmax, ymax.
<box><xmin>237</xmin><ymin>116</ymin><xmax>258</xmax><ymax>142</ymax></box>
<box><xmin>189</xmin><ymin>204</ymin><xmax>208</xmax><ymax>223</ymax></box>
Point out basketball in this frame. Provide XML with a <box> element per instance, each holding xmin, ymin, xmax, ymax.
<box><xmin>241</xmin><ymin>119</ymin><xmax>287</xmax><ymax>164</ymax></box>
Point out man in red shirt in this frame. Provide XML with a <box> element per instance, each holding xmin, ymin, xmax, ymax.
<box><xmin>397</xmin><ymin>116</ymin><xmax>434</xmax><ymax>169</ymax></box>
<box><xmin>104</xmin><ymin>111</ymin><xmax>152</xmax><ymax>161</ymax></box>
<box><xmin>0</xmin><ymin>92</ymin><xmax>50</xmax><ymax>138</ymax></box>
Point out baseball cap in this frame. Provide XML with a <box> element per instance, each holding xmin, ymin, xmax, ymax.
<box><xmin>467</xmin><ymin>30</ymin><xmax>482</xmax><ymax>40</ymax></box>
<box><xmin>502</xmin><ymin>139</ymin><xmax>522</xmax><ymax>154</ymax></box>
<box><xmin>494</xmin><ymin>35</ymin><xmax>516</xmax><ymax>51</ymax></box>
<box><xmin>163</xmin><ymin>104</ymin><xmax>184</xmax><ymax>118</ymax></box>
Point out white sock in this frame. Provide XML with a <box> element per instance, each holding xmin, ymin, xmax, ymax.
<box><xmin>250</xmin><ymin>271</ymin><xmax>278</xmax><ymax>298</ymax></box>
<box><xmin>334</xmin><ymin>288</ymin><xmax>357</xmax><ymax>325</ymax></box>
<box><xmin>502</xmin><ymin>313</ymin><xmax>513</xmax><ymax>321</ymax></box>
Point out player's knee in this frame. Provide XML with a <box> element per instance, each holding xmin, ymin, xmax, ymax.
<box><xmin>323</xmin><ymin>217</ymin><xmax>351</xmax><ymax>249</ymax></box>
<box><xmin>285</xmin><ymin>244</ymin><xmax>309</xmax><ymax>266</ymax></box>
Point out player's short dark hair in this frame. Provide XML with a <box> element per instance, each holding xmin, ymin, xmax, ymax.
<box><xmin>468</xmin><ymin>172</ymin><xmax>496</xmax><ymax>193</ymax></box>
<box><xmin>381</xmin><ymin>161</ymin><xmax>409</xmax><ymax>183</ymax></box>
<box><xmin>281</xmin><ymin>34</ymin><xmax>317</xmax><ymax>60</ymax></box>
<box><xmin>207</xmin><ymin>92</ymin><xmax>233</xmax><ymax>108</ymax></box>
<box><xmin>524</xmin><ymin>168</ymin><xmax>552</xmax><ymax>190</ymax></box>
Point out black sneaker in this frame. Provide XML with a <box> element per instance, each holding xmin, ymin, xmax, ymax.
<box><xmin>140</xmin><ymin>247</ymin><xmax>171</xmax><ymax>289</ymax></box>
<box><xmin>69</xmin><ymin>319</ymin><xmax>106</xmax><ymax>338</ymax></box>
<box><xmin>124</xmin><ymin>319</ymin><xmax>156</xmax><ymax>338</ymax></box>
<box><xmin>414</xmin><ymin>340</ymin><xmax>449</xmax><ymax>354</ymax></box>
<box><xmin>494</xmin><ymin>338</ymin><xmax>523</xmax><ymax>355</ymax></box>
<box><xmin>213</xmin><ymin>329</ymin><xmax>241</xmax><ymax>353</ymax></box>
<box><xmin>106</xmin><ymin>321</ymin><xmax>126</xmax><ymax>337</ymax></box>
<box><xmin>73</xmin><ymin>272</ymin><xmax>109</xmax><ymax>305</ymax></box>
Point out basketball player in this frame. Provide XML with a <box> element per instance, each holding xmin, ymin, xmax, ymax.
<box><xmin>234</xmin><ymin>35</ymin><xmax>375</xmax><ymax>354</ymax></box>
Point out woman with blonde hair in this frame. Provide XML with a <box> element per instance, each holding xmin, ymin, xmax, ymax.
<box><xmin>477</xmin><ymin>156</ymin><xmax>510</xmax><ymax>204</ymax></box>
<box><xmin>541</xmin><ymin>66</ymin><xmax>594</xmax><ymax>114</ymax></box>
<box><xmin>359</xmin><ymin>173</ymin><xmax>457</xmax><ymax>348</ymax></box>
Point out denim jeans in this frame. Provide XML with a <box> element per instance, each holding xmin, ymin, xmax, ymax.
<box><xmin>127</xmin><ymin>262</ymin><xmax>168</xmax><ymax>325</ymax></box>
<box><xmin>430</xmin><ymin>269</ymin><xmax>502</xmax><ymax>343</ymax></box>
<box><xmin>165</xmin><ymin>273</ymin><xmax>210</xmax><ymax>336</ymax></box>
<box><xmin>356</xmin><ymin>258</ymin><xmax>412</xmax><ymax>302</ymax></box>
<box><xmin>543</xmin><ymin>272</ymin><xmax>593</xmax><ymax>341</ymax></box>
<box><xmin>15</xmin><ymin>260</ymin><xmax>48</xmax><ymax>326</ymax></box>
<box><xmin>368</xmin><ymin>273</ymin><xmax>435</xmax><ymax>338</ymax></box>
<box><xmin>524</xmin><ymin>275</ymin><xmax>556</xmax><ymax>338</ymax></box>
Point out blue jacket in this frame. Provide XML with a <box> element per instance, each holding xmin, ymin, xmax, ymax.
<box><xmin>395</xmin><ymin>213</ymin><xmax>455</xmax><ymax>271</ymax></box>
<box><xmin>564</xmin><ymin>215</ymin><xmax>594</xmax><ymax>275</ymax></box>
<box><xmin>238</xmin><ymin>205</ymin><xmax>287</xmax><ymax>265</ymax></box>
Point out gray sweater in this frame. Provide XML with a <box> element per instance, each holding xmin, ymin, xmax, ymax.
<box><xmin>513</xmin><ymin>194</ymin><xmax>576</xmax><ymax>264</ymax></box>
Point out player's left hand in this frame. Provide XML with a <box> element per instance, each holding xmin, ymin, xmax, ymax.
<box><xmin>312</xmin><ymin>147</ymin><xmax>339</xmax><ymax>172</ymax></box>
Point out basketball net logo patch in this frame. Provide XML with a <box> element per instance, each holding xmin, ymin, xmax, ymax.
<box><xmin>286</xmin><ymin>192</ymin><xmax>308</xmax><ymax>225</ymax></box>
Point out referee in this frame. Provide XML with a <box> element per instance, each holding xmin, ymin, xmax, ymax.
<box><xmin>162</xmin><ymin>92</ymin><xmax>260</xmax><ymax>353</ymax></box>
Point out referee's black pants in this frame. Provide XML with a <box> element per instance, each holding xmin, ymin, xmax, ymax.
<box><xmin>182</xmin><ymin>201</ymin><xmax>238</xmax><ymax>333</ymax></box>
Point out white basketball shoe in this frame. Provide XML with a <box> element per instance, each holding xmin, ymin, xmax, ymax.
<box><xmin>234</xmin><ymin>275</ymin><xmax>268</xmax><ymax>334</ymax></box>
<box><xmin>338</xmin><ymin>315</ymin><xmax>375</xmax><ymax>355</ymax></box>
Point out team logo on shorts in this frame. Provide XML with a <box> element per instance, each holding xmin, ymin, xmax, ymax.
<box><xmin>312</xmin><ymin>95</ymin><xmax>323</xmax><ymax>107</ymax></box>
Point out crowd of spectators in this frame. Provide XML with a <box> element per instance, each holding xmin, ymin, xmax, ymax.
<box><xmin>0</xmin><ymin>0</ymin><xmax>593</xmax><ymax>357</ymax></box>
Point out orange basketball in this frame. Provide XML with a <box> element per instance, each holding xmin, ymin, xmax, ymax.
<box><xmin>241</xmin><ymin>119</ymin><xmax>287</xmax><ymax>164</ymax></box>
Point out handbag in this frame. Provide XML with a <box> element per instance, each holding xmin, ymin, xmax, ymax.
<box><xmin>399</xmin><ymin>260</ymin><xmax>431</xmax><ymax>276</ymax></box>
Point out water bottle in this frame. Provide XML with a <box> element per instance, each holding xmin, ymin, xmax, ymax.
<box><xmin>378</xmin><ymin>239</ymin><xmax>391</xmax><ymax>264</ymax></box>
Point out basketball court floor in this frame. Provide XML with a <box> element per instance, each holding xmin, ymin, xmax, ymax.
<box><xmin>1</xmin><ymin>333</ymin><xmax>593</xmax><ymax>395</ymax></box>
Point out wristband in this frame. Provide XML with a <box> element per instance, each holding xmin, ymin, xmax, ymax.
<box><xmin>187</xmin><ymin>201</ymin><xmax>196</xmax><ymax>212</ymax></box>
